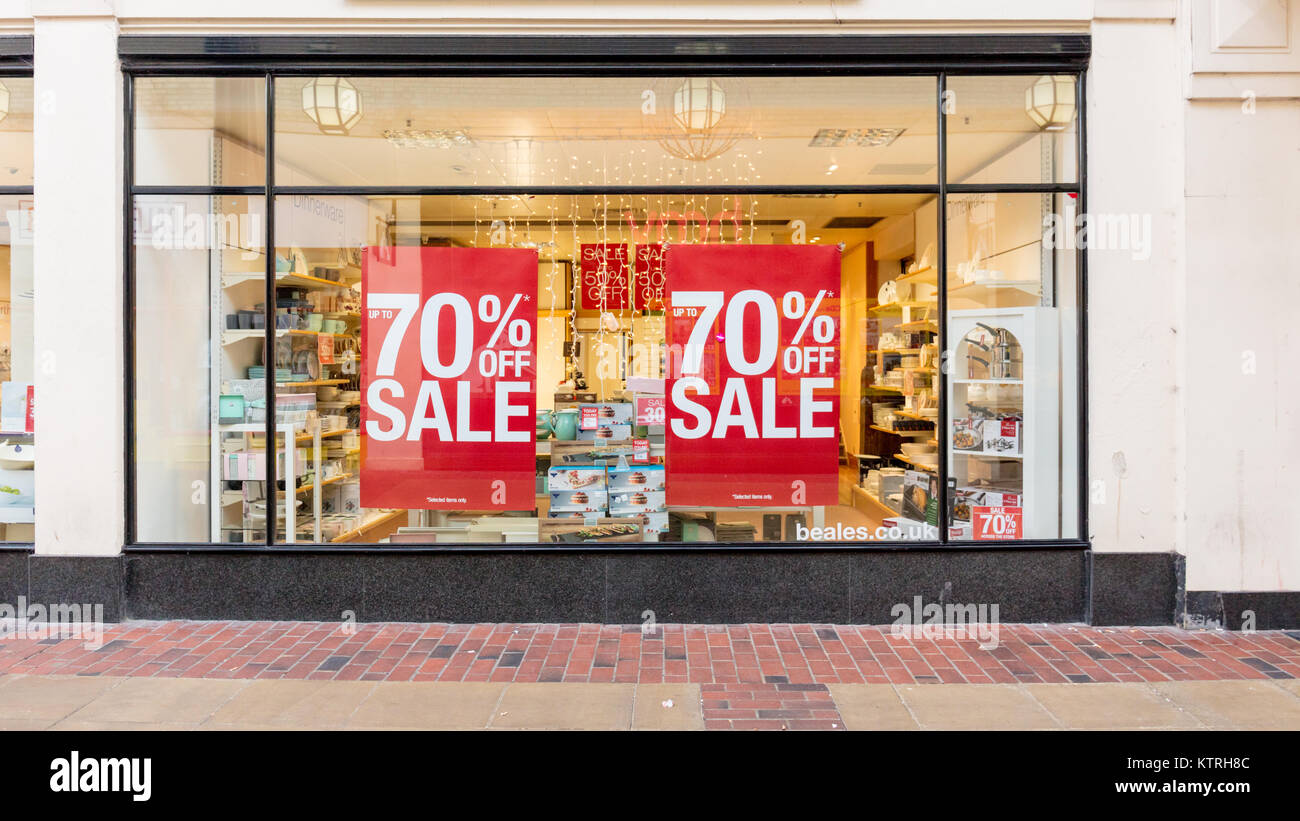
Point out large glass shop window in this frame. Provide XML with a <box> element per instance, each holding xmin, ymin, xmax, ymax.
<box><xmin>131</xmin><ymin>71</ymin><xmax>1082</xmax><ymax>545</ymax></box>
<box><xmin>0</xmin><ymin>77</ymin><xmax>34</xmax><ymax>542</ymax></box>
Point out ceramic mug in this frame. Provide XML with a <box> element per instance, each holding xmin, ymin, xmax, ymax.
<box><xmin>307</xmin><ymin>313</ymin><xmax>324</xmax><ymax>332</ymax></box>
<box><xmin>535</xmin><ymin>409</ymin><xmax>553</xmax><ymax>440</ymax></box>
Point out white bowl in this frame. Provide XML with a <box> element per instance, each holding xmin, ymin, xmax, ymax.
<box><xmin>900</xmin><ymin>442</ymin><xmax>937</xmax><ymax>459</ymax></box>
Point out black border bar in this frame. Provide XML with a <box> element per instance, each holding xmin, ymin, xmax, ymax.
<box><xmin>118</xmin><ymin>33</ymin><xmax>1091</xmax><ymax>72</ymax></box>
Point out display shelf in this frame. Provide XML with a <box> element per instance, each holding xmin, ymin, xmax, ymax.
<box><xmin>951</xmin><ymin>378</ymin><xmax>1023</xmax><ymax>385</ymax></box>
<box><xmin>866</xmin><ymin>384</ymin><xmax>904</xmax><ymax>393</ymax></box>
<box><xmin>223</xmin><ymin>271</ymin><xmax>352</xmax><ymax>291</ymax></box>
<box><xmin>869</xmin><ymin>424</ymin><xmax>930</xmax><ymax>437</ymax></box>
<box><xmin>275</xmin><ymin>379</ymin><xmax>350</xmax><ymax>388</ymax></box>
<box><xmin>954</xmin><ymin>449</ymin><xmax>1024</xmax><ymax>460</ymax></box>
<box><xmin>289</xmin><ymin>473</ymin><xmax>352</xmax><ymax>496</ymax></box>
<box><xmin>330</xmin><ymin>510</ymin><xmax>405</xmax><ymax>543</ymax></box>
<box><xmin>851</xmin><ymin>485</ymin><xmax>896</xmax><ymax>520</ymax></box>
<box><xmin>221</xmin><ymin>328</ymin><xmax>326</xmax><ymax>346</ymax></box>
<box><xmin>947</xmin><ymin>279</ymin><xmax>1041</xmax><ymax>306</ymax></box>
<box><xmin>897</xmin><ymin>320</ymin><xmax>938</xmax><ymax>332</ymax></box>
<box><xmin>869</xmin><ymin>300</ymin><xmax>934</xmax><ymax>315</ymax></box>
<box><xmin>895</xmin><ymin>266</ymin><xmax>936</xmax><ymax>285</ymax></box>
<box><xmin>893</xmin><ymin>454</ymin><xmax>937</xmax><ymax>472</ymax></box>
<box><xmin>295</xmin><ymin>428</ymin><xmax>348</xmax><ymax>444</ymax></box>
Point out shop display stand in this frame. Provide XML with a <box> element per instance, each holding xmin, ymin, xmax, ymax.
<box><xmin>213</xmin><ymin>422</ymin><xmax>322</xmax><ymax>544</ymax></box>
<box><xmin>947</xmin><ymin>306</ymin><xmax>1061</xmax><ymax>539</ymax></box>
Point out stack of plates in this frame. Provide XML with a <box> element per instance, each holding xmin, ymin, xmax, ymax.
<box><xmin>247</xmin><ymin>367</ymin><xmax>293</xmax><ymax>382</ymax></box>
<box><xmin>715</xmin><ymin>522</ymin><xmax>757</xmax><ymax>543</ymax></box>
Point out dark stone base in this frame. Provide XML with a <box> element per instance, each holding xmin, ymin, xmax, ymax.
<box><xmin>121</xmin><ymin>548</ymin><xmax>1088</xmax><ymax>623</ymax></box>
<box><xmin>1</xmin><ymin>548</ymin><xmax>1289</xmax><ymax>628</ymax></box>
<box><xmin>1185</xmin><ymin>591</ymin><xmax>1300</xmax><ymax>631</ymax></box>
<box><xmin>1087</xmin><ymin>551</ymin><xmax>1182</xmax><ymax>626</ymax></box>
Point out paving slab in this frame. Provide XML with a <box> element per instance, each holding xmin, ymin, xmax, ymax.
<box><xmin>491</xmin><ymin>683</ymin><xmax>635</xmax><ymax>730</ymax></box>
<box><xmin>1023</xmin><ymin>683</ymin><xmax>1204</xmax><ymax>729</ymax></box>
<box><xmin>348</xmin><ymin>681</ymin><xmax>505</xmax><ymax>730</ymax></box>
<box><xmin>633</xmin><ymin>683</ymin><xmax>704</xmax><ymax>730</ymax></box>
<box><xmin>206</xmin><ymin>679</ymin><xmax>376</xmax><ymax>729</ymax></box>
<box><xmin>827</xmin><ymin>684</ymin><xmax>918</xmax><ymax>730</ymax></box>
<box><xmin>64</xmin><ymin>678</ymin><xmax>247</xmax><ymax>725</ymax></box>
<box><xmin>896</xmin><ymin>684</ymin><xmax>1060</xmax><ymax>730</ymax></box>
<box><xmin>1150</xmin><ymin>680</ymin><xmax>1300</xmax><ymax>730</ymax></box>
<box><xmin>0</xmin><ymin>675</ymin><xmax>125</xmax><ymax>722</ymax></box>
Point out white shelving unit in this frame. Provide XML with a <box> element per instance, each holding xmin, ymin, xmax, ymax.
<box><xmin>947</xmin><ymin>306</ymin><xmax>1063</xmax><ymax>540</ymax></box>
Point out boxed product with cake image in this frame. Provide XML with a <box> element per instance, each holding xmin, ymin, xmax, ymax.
<box><xmin>609</xmin><ymin>489</ymin><xmax>667</xmax><ymax>515</ymax></box>
<box><xmin>578</xmin><ymin>423</ymin><xmax>632</xmax><ymax>442</ymax></box>
<box><xmin>540</xmin><ymin>518</ymin><xmax>643</xmax><ymax>543</ymax></box>
<box><xmin>607</xmin><ymin>464</ymin><xmax>666</xmax><ymax>492</ymax></box>
<box><xmin>546</xmin><ymin>467</ymin><xmax>607</xmax><ymax>491</ymax></box>
<box><xmin>580</xmin><ymin>402</ymin><xmax>634</xmax><ymax>426</ymax></box>
<box><xmin>547</xmin><ymin>489</ymin><xmax>609</xmax><ymax>515</ymax></box>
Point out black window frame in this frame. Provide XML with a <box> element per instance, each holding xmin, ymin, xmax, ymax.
<box><xmin>122</xmin><ymin>34</ymin><xmax>1089</xmax><ymax>553</ymax></box>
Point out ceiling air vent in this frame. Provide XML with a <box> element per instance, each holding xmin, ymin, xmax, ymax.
<box><xmin>809</xmin><ymin>128</ymin><xmax>906</xmax><ymax>148</ymax></box>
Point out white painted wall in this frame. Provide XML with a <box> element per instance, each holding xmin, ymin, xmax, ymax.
<box><xmin>32</xmin><ymin>8</ymin><xmax>124</xmax><ymax>555</ymax></box>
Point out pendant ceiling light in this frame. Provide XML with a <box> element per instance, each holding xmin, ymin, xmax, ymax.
<box><xmin>302</xmin><ymin>77</ymin><xmax>363</xmax><ymax>136</ymax></box>
<box><xmin>1025</xmin><ymin>75</ymin><xmax>1076</xmax><ymax>132</ymax></box>
<box><xmin>645</xmin><ymin>77</ymin><xmax>751</xmax><ymax>163</ymax></box>
<box><xmin>0</xmin><ymin>80</ymin><xmax>8</xmax><ymax>125</ymax></box>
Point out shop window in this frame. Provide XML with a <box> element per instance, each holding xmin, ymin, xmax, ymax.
<box><xmin>134</xmin><ymin>77</ymin><xmax>266</xmax><ymax>187</ymax></box>
<box><xmin>945</xmin><ymin>75</ymin><xmax>1078</xmax><ymax>185</ymax></box>
<box><xmin>128</xmin><ymin>69</ymin><xmax>1083</xmax><ymax>547</ymax></box>
<box><xmin>272</xmin><ymin>76</ymin><xmax>938</xmax><ymax>188</ymax></box>
<box><xmin>0</xmin><ymin>76</ymin><xmax>34</xmax><ymax>542</ymax></box>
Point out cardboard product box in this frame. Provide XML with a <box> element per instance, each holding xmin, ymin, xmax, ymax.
<box><xmin>965</xmin><ymin>458</ymin><xmax>1023</xmax><ymax>484</ymax></box>
<box><xmin>951</xmin><ymin>418</ymin><xmax>984</xmax><ymax>452</ymax></box>
<box><xmin>547</xmin><ymin>467</ymin><xmax>607</xmax><ymax>492</ymax></box>
<box><xmin>540</xmin><ymin>517</ymin><xmax>642</xmax><ymax>543</ymax></box>
<box><xmin>982</xmin><ymin>418</ymin><xmax>1021</xmax><ymax>455</ymax></box>
<box><xmin>578</xmin><ymin>422</ymin><xmax>632</xmax><ymax>442</ymax></box>
<box><xmin>900</xmin><ymin>470</ymin><xmax>938</xmax><ymax>524</ymax></box>
<box><xmin>609</xmin><ymin>489</ymin><xmax>667</xmax><ymax>515</ymax></box>
<box><xmin>580</xmin><ymin>402</ymin><xmax>634</xmax><ymax>426</ymax></box>
<box><xmin>607</xmin><ymin>464</ymin><xmax>666</xmax><ymax>492</ymax></box>
<box><xmin>952</xmin><ymin>487</ymin><xmax>1022</xmax><ymax>523</ymax></box>
<box><xmin>639</xmin><ymin>511</ymin><xmax>669</xmax><ymax>541</ymax></box>
<box><xmin>550</xmin><ymin>440</ymin><xmax>634</xmax><ymax>466</ymax></box>
<box><xmin>548</xmin><ymin>489</ymin><xmax>609</xmax><ymax>513</ymax></box>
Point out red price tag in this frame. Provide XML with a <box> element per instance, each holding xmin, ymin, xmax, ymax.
<box><xmin>635</xmin><ymin>396</ymin><xmax>665</xmax><ymax>425</ymax></box>
<box><xmin>580</xmin><ymin>406</ymin><xmax>598</xmax><ymax>431</ymax></box>
<box><xmin>632</xmin><ymin>438</ymin><xmax>651</xmax><ymax>463</ymax></box>
<box><xmin>361</xmin><ymin>247</ymin><xmax>538</xmax><ymax>510</ymax></box>
<box><xmin>971</xmin><ymin>506</ymin><xmax>1022</xmax><ymax>541</ymax></box>
<box><xmin>663</xmin><ymin>245</ymin><xmax>842</xmax><ymax>508</ymax></box>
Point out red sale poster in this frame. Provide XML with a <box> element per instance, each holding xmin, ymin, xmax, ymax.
<box><xmin>633</xmin><ymin>243</ymin><xmax>667</xmax><ymax>311</ymax></box>
<box><xmin>361</xmin><ymin>246</ymin><xmax>537</xmax><ymax>510</ymax></box>
<box><xmin>579</xmin><ymin>243</ymin><xmax>630</xmax><ymax>310</ymax></box>
<box><xmin>664</xmin><ymin>245</ymin><xmax>841</xmax><ymax>508</ymax></box>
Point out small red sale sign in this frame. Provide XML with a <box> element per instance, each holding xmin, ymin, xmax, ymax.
<box><xmin>634</xmin><ymin>396</ymin><xmax>665</xmax><ymax>425</ymax></box>
<box><xmin>971</xmin><ymin>506</ymin><xmax>1023</xmax><ymax>540</ymax></box>
<box><xmin>361</xmin><ymin>247</ymin><xmax>538</xmax><ymax>510</ymax></box>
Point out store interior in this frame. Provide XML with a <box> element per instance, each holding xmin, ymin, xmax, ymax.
<box><xmin>131</xmin><ymin>74</ymin><xmax>1079</xmax><ymax>545</ymax></box>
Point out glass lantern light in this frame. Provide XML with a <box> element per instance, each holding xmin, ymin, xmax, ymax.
<box><xmin>1025</xmin><ymin>75</ymin><xmax>1076</xmax><ymax>132</ymax></box>
<box><xmin>672</xmin><ymin>78</ymin><xmax>726</xmax><ymax>132</ymax></box>
<box><xmin>302</xmin><ymin>77</ymin><xmax>362</xmax><ymax>136</ymax></box>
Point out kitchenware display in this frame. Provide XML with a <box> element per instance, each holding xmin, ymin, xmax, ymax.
<box><xmin>535</xmin><ymin>409</ymin><xmax>553</xmax><ymax>440</ymax></box>
<box><xmin>306</xmin><ymin>313</ymin><xmax>323</xmax><ymax>332</ymax></box>
<box><xmin>552</xmin><ymin>408</ymin><xmax>579</xmax><ymax>440</ymax></box>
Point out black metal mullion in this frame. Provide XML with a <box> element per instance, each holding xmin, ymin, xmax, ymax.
<box><xmin>123</xmin><ymin>72</ymin><xmax>137</xmax><ymax>546</ymax></box>
<box><xmin>1075</xmin><ymin>69</ymin><xmax>1089</xmax><ymax>546</ymax></box>
<box><xmin>263</xmin><ymin>71</ymin><xmax>277</xmax><ymax>545</ymax></box>
<box><xmin>936</xmin><ymin>73</ymin><xmax>950</xmax><ymax>547</ymax></box>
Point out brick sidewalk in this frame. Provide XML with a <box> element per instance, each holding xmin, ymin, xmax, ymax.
<box><xmin>2</xmin><ymin>622</ymin><xmax>1298</xmax><ymax>687</ymax></box>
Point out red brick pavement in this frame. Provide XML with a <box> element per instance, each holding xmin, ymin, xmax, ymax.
<box><xmin>0</xmin><ymin>622</ymin><xmax>1297</xmax><ymax>685</ymax></box>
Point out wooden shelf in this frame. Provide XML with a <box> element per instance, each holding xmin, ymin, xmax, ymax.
<box><xmin>893</xmin><ymin>410</ymin><xmax>938</xmax><ymax>422</ymax></box>
<box><xmin>287</xmin><ymin>473</ymin><xmax>353</xmax><ymax>496</ymax></box>
<box><xmin>330</xmin><ymin>510</ymin><xmax>406</xmax><ymax>543</ymax></box>
<box><xmin>947</xmin><ymin>279</ymin><xmax>1041</xmax><ymax>306</ymax></box>
<box><xmin>223</xmin><ymin>271</ymin><xmax>353</xmax><ymax>291</ymax></box>
<box><xmin>896</xmin><ymin>266</ymin><xmax>936</xmax><ymax>285</ymax></box>
<box><xmin>897</xmin><ymin>320</ymin><xmax>938</xmax><ymax>332</ymax></box>
<box><xmin>288</xmin><ymin>428</ymin><xmax>350</xmax><ymax>444</ymax></box>
<box><xmin>869</xmin><ymin>300</ymin><xmax>934</xmax><ymax>315</ymax></box>
<box><xmin>867</xmin><ymin>384</ymin><xmax>903</xmax><ymax>393</ymax></box>
<box><xmin>894</xmin><ymin>453</ymin><xmax>938</xmax><ymax>472</ymax></box>
<box><xmin>277</xmin><ymin>379</ymin><xmax>350</xmax><ymax>388</ymax></box>
<box><xmin>869</xmin><ymin>424</ymin><xmax>931</xmax><ymax>437</ymax></box>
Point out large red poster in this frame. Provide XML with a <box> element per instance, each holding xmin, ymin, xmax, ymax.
<box><xmin>664</xmin><ymin>245</ymin><xmax>841</xmax><ymax>508</ymax></box>
<box><xmin>361</xmin><ymin>247</ymin><xmax>537</xmax><ymax>510</ymax></box>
